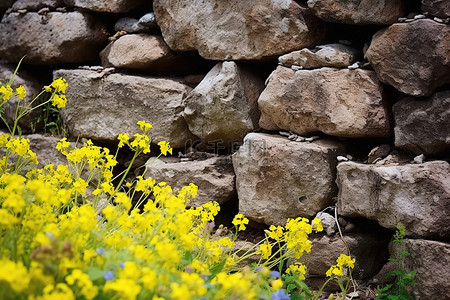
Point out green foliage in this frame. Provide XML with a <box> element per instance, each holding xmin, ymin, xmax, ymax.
<box><xmin>375</xmin><ymin>226</ymin><xmax>416</xmax><ymax>300</ymax></box>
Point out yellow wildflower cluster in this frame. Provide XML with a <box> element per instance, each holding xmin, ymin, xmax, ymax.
<box><xmin>0</xmin><ymin>84</ymin><xmax>26</xmax><ymax>104</ymax></box>
<box><xmin>326</xmin><ymin>254</ymin><xmax>356</xmax><ymax>277</ymax></box>
<box><xmin>44</xmin><ymin>77</ymin><xmax>68</xmax><ymax>108</ymax></box>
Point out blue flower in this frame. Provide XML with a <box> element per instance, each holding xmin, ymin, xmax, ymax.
<box><xmin>270</xmin><ymin>270</ymin><xmax>281</xmax><ymax>279</ymax></box>
<box><xmin>96</xmin><ymin>247</ymin><xmax>106</xmax><ymax>255</ymax></box>
<box><xmin>103</xmin><ymin>271</ymin><xmax>114</xmax><ymax>281</ymax></box>
<box><xmin>271</xmin><ymin>289</ymin><xmax>290</xmax><ymax>300</ymax></box>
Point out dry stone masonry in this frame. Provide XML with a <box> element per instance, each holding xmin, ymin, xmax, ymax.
<box><xmin>1</xmin><ymin>0</ymin><xmax>449</xmax><ymax>297</ymax></box>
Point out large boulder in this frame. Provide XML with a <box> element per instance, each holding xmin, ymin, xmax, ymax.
<box><xmin>143</xmin><ymin>156</ymin><xmax>235</xmax><ymax>207</ymax></box>
<box><xmin>0</xmin><ymin>12</ymin><xmax>108</xmax><ymax>65</ymax></box>
<box><xmin>54</xmin><ymin>69</ymin><xmax>195</xmax><ymax>148</ymax></box>
<box><xmin>63</xmin><ymin>0</ymin><xmax>145</xmax><ymax>13</ymax></box>
<box><xmin>184</xmin><ymin>62</ymin><xmax>264</xmax><ymax>146</ymax></box>
<box><xmin>390</xmin><ymin>239</ymin><xmax>450</xmax><ymax>300</ymax></box>
<box><xmin>337</xmin><ymin>161</ymin><xmax>450</xmax><ymax>240</ymax></box>
<box><xmin>278</xmin><ymin>43</ymin><xmax>361</xmax><ymax>69</ymax></box>
<box><xmin>299</xmin><ymin>233</ymin><xmax>389</xmax><ymax>279</ymax></box>
<box><xmin>25</xmin><ymin>134</ymin><xmax>67</xmax><ymax>168</ymax></box>
<box><xmin>393</xmin><ymin>91</ymin><xmax>450</xmax><ymax>156</ymax></box>
<box><xmin>258</xmin><ymin>67</ymin><xmax>390</xmax><ymax>138</ymax></box>
<box><xmin>422</xmin><ymin>0</ymin><xmax>450</xmax><ymax>18</ymax></box>
<box><xmin>233</xmin><ymin>133</ymin><xmax>344</xmax><ymax>226</ymax></box>
<box><xmin>366</xmin><ymin>19</ymin><xmax>450</xmax><ymax>96</ymax></box>
<box><xmin>12</xmin><ymin>0</ymin><xmax>65</xmax><ymax>11</ymax></box>
<box><xmin>100</xmin><ymin>34</ymin><xmax>196</xmax><ymax>74</ymax></box>
<box><xmin>307</xmin><ymin>0</ymin><xmax>405</xmax><ymax>24</ymax></box>
<box><xmin>0</xmin><ymin>62</ymin><xmax>43</xmax><ymax>133</ymax></box>
<box><xmin>153</xmin><ymin>0</ymin><xmax>326</xmax><ymax>60</ymax></box>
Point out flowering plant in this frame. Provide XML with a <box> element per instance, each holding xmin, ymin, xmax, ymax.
<box><xmin>0</xmin><ymin>65</ymin><xmax>355</xmax><ymax>300</ymax></box>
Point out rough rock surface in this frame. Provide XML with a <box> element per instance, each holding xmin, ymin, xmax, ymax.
<box><xmin>101</xmin><ymin>34</ymin><xmax>191</xmax><ymax>73</ymax></box>
<box><xmin>0</xmin><ymin>12</ymin><xmax>108</xmax><ymax>65</ymax></box>
<box><xmin>12</xmin><ymin>0</ymin><xmax>65</xmax><ymax>11</ymax></box>
<box><xmin>393</xmin><ymin>91</ymin><xmax>450</xmax><ymax>156</ymax></box>
<box><xmin>25</xmin><ymin>134</ymin><xmax>67</xmax><ymax>167</ymax></box>
<box><xmin>307</xmin><ymin>0</ymin><xmax>405</xmax><ymax>24</ymax></box>
<box><xmin>54</xmin><ymin>69</ymin><xmax>195</xmax><ymax>148</ymax></box>
<box><xmin>153</xmin><ymin>0</ymin><xmax>326</xmax><ymax>60</ymax></box>
<box><xmin>337</xmin><ymin>161</ymin><xmax>450</xmax><ymax>240</ymax></box>
<box><xmin>391</xmin><ymin>239</ymin><xmax>450</xmax><ymax>300</ymax></box>
<box><xmin>299</xmin><ymin>233</ymin><xmax>389</xmax><ymax>279</ymax></box>
<box><xmin>143</xmin><ymin>156</ymin><xmax>235</xmax><ymax>207</ymax></box>
<box><xmin>258</xmin><ymin>67</ymin><xmax>390</xmax><ymax>138</ymax></box>
<box><xmin>366</xmin><ymin>19</ymin><xmax>450</xmax><ymax>96</ymax></box>
<box><xmin>184</xmin><ymin>62</ymin><xmax>264</xmax><ymax>146</ymax></box>
<box><xmin>422</xmin><ymin>0</ymin><xmax>450</xmax><ymax>18</ymax></box>
<box><xmin>0</xmin><ymin>63</ymin><xmax>43</xmax><ymax>133</ymax></box>
<box><xmin>278</xmin><ymin>43</ymin><xmax>360</xmax><ymax>69</ymax></box>
<box><xmin>233</xmin><ymin>133</ymin><xmax>344</xmax><ymax>226</ymax></box>
<box><xmin>63</xmin><ymin>0</ymin><xmax>144</xmax><ymax>13</ymax></box>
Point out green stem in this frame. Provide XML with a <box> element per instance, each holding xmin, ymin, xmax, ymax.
<box><xmin>109</xmin><ymin>151</ymin><xmax>140</xmax><ymax>201</ymax></box>
<box><xmin>314</xmin><ymin>277</ymin><xmax>333</xmax><ymax>300</ymax></box>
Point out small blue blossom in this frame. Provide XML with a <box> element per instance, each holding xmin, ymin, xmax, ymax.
<box><xmin>103</xmin><ymin>271</ymin><xmax>114</xmax><ymax>281</ymax></box>
<box><xmin>96</xmin><ymin>247</ymin><xmax>106</xmax><ymax>255</ymax></box>
<box><xmin>270</xmin><ymin>270</ymin><xmax>281</xmax><ymax>279</ymax></box>
<box><xmin>271</xmin><ymin>289</ymin><xmax>290</xmax><ymax>300</ymax></box>
<box><xmin>119</xmin><ymin>263</ymin><xmax>125</xmax><ymax>269</ymax></box>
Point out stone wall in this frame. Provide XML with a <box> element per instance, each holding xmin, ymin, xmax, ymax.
<box><xmin>1</xmin><ymin>0</ymin><xmax>449</xmax><ymax>298</ymax></box>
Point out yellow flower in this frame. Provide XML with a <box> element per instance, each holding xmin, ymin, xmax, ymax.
<box><xmin>0</xmin><ymin>85</ymin><xmax>13</xmax><ymax>101</ymax></box>
<box><xmin>258</xmin><ymin>243</ymin><xmax>272</xmax><ymax>259</ymax></box>
<box><xmin>312</xmin><ymin>217</ymin><xmax>323</xmax><ymax>232</ymax></box>
<box><xmin>51</xmin><ymin>93</ymin><xmax>67</xmax><ymax>108</ymax></box>
<box><xmin>137</xmin><ymin>120</ymin><xmax>152</xmax><ymax>132</ymax></box>
<box><xmin>266</xmin><ymin>225</ymin><xmax>284</xmax><ymax>241</ymax></box>
<box><xmin>0</xmin><ymin>259</ymin><xmax>30</xmax><ymax>292</ymax></box>
<box><xmin>16</xmin><ymin>85</ymin><xmax>26</xmax><ymax>99</ymax></box>
<box><xmin>117</xmin><ymin>133</ymin><xmax>130</xmax><ymax>148</ymax></box>
<box><xmin>51</xmin><ymin>77</ymin><xmax>68</xmax><ymax>93</ymax></box>
<box><xmin>158</xmin><ymin>140</ymin><xmax>172</xmax><ymax>156</ymax></box>
<box><xmin>271</xmin><ymin>278</ymin><xmax>283</xmax><ymax>290</ymax></box>
<box><xmin>232</xmin><ymin>213</ymin><xmax>249</xmax><ymax>231</ymax></box>
<box><xmin>56</xmin><ymin>137</ymin><xmax>70</xmax><ymax>155</ymax></box>
<box><xmin>326</xmin><ymin>254</ymin><xmax>355</xmax><ymax>277</ymax></box>
<box><xmin>287</xmin><ymin>263</ymin><xmax>307</xmax><ymax>280</ymax></box>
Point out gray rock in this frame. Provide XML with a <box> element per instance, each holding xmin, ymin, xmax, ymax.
<box><xmin>153</xmin><ymin>0</ymin><xmax>326</xmax><ymax>60</ymax></box>
<box><xmin>258</xmin><ymin>67</ymin><xmax>391</xmax><ymax>138</ymax></box>
<box><xmin>366</xmin><ymin>19</ymin><xmax>450</xmax><ymax>96</ymax></box>
<box><xmin>63</xmin><ymin>0</ymin><xmax>144</xmax><ymax>13</ymax></box>
<box><xmin>308</xmin><ymin>0</ymin><xmax>405</xmax><ymax>24</ymax></box>
<box><xmin>298</xmin><ymin>233</ymin><xmax>389</xmax><ymax>279</ymax></box>
<box><xmin>232</xmin><ymin>133</ymin><xmax>344</xmax><ymax>226</ymax></box>
<box><xmin>54</xmin><ymin>69</ymin><xmax>195</xmax><ymax>148</ymax></box>
<box><xmin>12</xmin><ymin>0</ymin><xmax>65</xmax><ymax>11</ymax></box>
<box><xmin>184</xmin><ymin>62</ymin><xmax>264</xmax><ymax>146</ymax></box>
<box><xmin>393</xmin><ymin>91</ymin><xmax>450</xmax><ymax>155</ymax></box>
<box><xmin>0</xmin><ymin>12</ymin><xmax>108</xmax><ymax>65</ymax></box>
<box><xmin>0</xmin><ymin>62</ymin><xmax>43</xmax><ymax>133</ymax></box>
<box><xmin>422</xmin><ymin>0</ymin><xmax>450</xmax><ymax>18</ymax></box>
<box><xmin>100</xmin><ymin>34</ymin><xmax>192</xmax><ymax>74</ymax></box>
<box><xmin>390</xmin><ymin>238</ymin><xmax>450</xmax><ymax>300</ymax></box>
<box><xmin>278</xmin><ymin>44</ymin><xmax>361</xmax><ymax>69</ymax></box>
<box><xmin>143</xmin><ymin>155</ymin><xmax>235</xmax><ymax>207</ymax></box>
<box><xmin>138</xmin><ymin>13</ymin><xmax>157</xmax><ymax>28</ymax></box>
<box><xmin>315</xmin><ymin>212</ymin><xmax>337</xmax><ymax>235</ymax></box>
<box><xmin>337</xmin><ymin>161</ymin><xmax>450</xmax><ymax>240</ymax></box>
<box><xmin>25</xmin><ymin>134</ymin><xmax>67</xmax><ymax>167</ymax></box>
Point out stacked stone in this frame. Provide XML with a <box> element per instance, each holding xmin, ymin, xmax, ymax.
<box><xmin>0</xmin><ymin>0</ymin><xmax>449</xmax><ymax>298</ymax></box>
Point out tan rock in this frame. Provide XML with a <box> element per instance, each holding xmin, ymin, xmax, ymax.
<box><xmin>366</xmin><ymin>19</ymin><xmax>450</xmax><ymax>96</ymax></box>
<box><xmin>153</xmin><ymin>0</ymin><xmax>326</xmax><ymax>60</ymax></box>
<box><xmin>54</xmin><ymin>69</ymin><xmax>195</xmax><ymax>148</ymax></box>
<box><xmin>12</xmin><ymin>0</ymin><xmax>64</xmax><ymax>11</ymax></box>
<box><xmin>0</xmin><ymin>12</ymin><xmax>108</xmax><ymax>65</ymax></box>
<box><xmin>308</xmin><ymin>0</ymin><xmax>405</xmax><ymax>24</ymax></box>
<box><xmin>258</xmin><ymin>66</ymin><xmax>390</xmax><ymax>138</ymax></box>
<box><xmin>279</xmin><ymin>43</ymin><xmax>361</xmax><ymax>69</ymax></box>
<box><xmin>143</xmin><ymin>156</ymin><xmax>235</xmax><ymax>207</ymax></box>
<box><xmin>232</xmin><ymin>133</ymin><xmax>344</xmax><ymax>226</ymax></box>
<box><xmin>337</xmin><ymin>161</ymin><xmax>450</xmax><ymax>240</ymax></box>
<box><xmin>184</xmin><ymin>62</ymin><xmax>264</xmax><ymax>146</ymax></box>
<box><xmin>63</xmin><ymin>0</ymin><xmax>144</xmax><ymax>13</ymax></box>
<box><xmin>393</xmin><ymin>91</ymin><xmax>450</xmax><ymax>156</ymax></box>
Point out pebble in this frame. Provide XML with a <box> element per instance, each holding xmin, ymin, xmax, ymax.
<box><xmin>138</xmin><ymin>13</ymin><xmax>157</xmax><ymax>28</ymax></box>
<box><xmin>17</xmin><ymin>9</ymin><xmax>27</xmax><ymax>14</ymax></box>
<box><xmin>279</xmin><ymin>131</ymin><xmax>290</xmax><ymax>137</ymax></box>
<box><xmin>414</xmin><ymin>14</ymin><xmax>426</xmax><ymax>19</ymax></box>
<box><xmin>405</xmin><ymin>19</ymin><xmax>414</xmax><ymax>23</ymax></box>
<box><xmin>413</xmin><ymin>154</ymin><xmax>425</xmax><ymax>164</ymax></box>
<box><xmin>398</xmin><ymin>17</ymin><xmax>407</xmax><ymax>22</ymax></box>
<box><xmin>288</xmin><ymin>134</ymin><xmax>297</xmax><ymax>140</ymax></box>
<box><xmin>56</xmin><ymin>7</ymin><xmax>67</xmax><ymax>12</ymax></box>
<box><xmin>114</xmin><ymin>17</ymin><xmax>146</xmax><ymax>33</ymax></box>
<box><xmin>305</xmin><ymin>136</ymin><xmax>320</xmax><ymax>142</ymax></box>
<box><xmin>337</xmin><ymin>156</ymin><xmax>349</xmax><ymax>162</ymax></box>
<box><xmin>434</xmin><ymin>17</ymin><xmax>443</xmax><ymax>23</ymax></box>
<box><xmin>347</xmin><ymin>62</ymin><xmax>359</xmax><ymax>69</ymax></box>
<box><xmin>346</xmin><ymin>154</ymin><xmax>353</xmax><ymax>160</ymax></box>
<box><xmin>291</xmin><ymin>65</ymin><xmax>303</xmax><ymax>71</ymax></box>
<box><xmin>295</xmin><ymin>136</ymin><xmax>305</xmax><ymax>142</ymax></box>
<box><xmin>38</xmin><ymin>7</ymin><xmax>50</xmax><ymax>15</ymax></box>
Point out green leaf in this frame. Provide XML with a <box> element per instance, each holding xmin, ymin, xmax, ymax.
<box><xmin>208</xmin><ymin>258</ymin><xmax>227</xmax><ymax>281</ymax></box>
<box><xmin>85</xmin><ymin>267</ymin><xmax>105</xmax><ymax>281</ymax></box>
<box><xmin>294</xmin><ymin>278</ymin><xmax>312</xmax><ymax>298</ymax></box>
